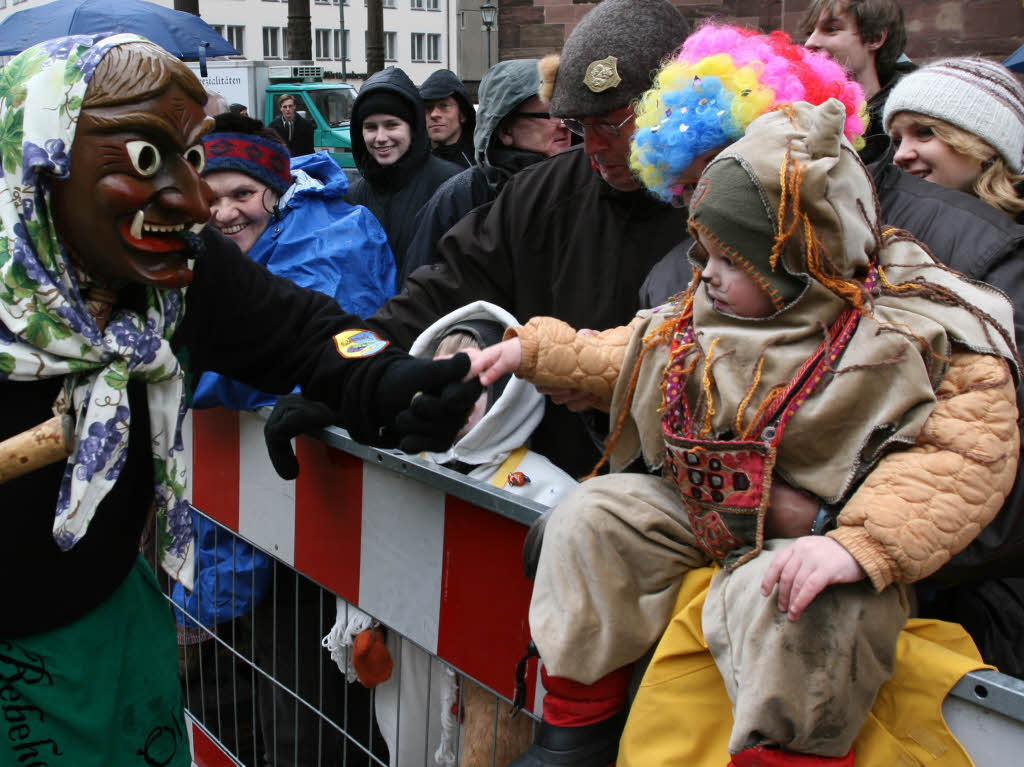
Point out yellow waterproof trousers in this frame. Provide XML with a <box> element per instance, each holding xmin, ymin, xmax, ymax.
<box><xmin>618</xmin><ymin>567</ymin><xmax>990</xmax><ymax>767</ymax></box>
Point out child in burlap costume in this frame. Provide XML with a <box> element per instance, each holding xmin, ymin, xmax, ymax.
<box><xmin>472</xmin><ymin>99</ymin><xmax>1019</xmax><ymax>766</ymax></box>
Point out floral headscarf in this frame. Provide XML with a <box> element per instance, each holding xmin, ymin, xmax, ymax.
<box><xmin>0</xmin><ymin>34</ymin><xmax>195</xmax><ymax>588</ymax></box>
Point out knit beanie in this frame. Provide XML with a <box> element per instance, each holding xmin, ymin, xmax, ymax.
<box><xmin>883</xmin><ymin>57</ymin><xmax>1024</xmax><ymax>172</ymax></box>
<box><xmin>354</xmin><ymin>90</ymin><xmax>416</xmax><ymax>127</ymax></box>
<box><xmin>539</xmin><ymin>0</ymin><xmax>689</xmax><ymax>118</ymax></box>
<box><xmin>688</xmin><ymin>159</ymin><xmax>805</xmax><ymax>311</ymax></box>
<box><xmin>203</xmin><ymin>132</ymin><xmax>291</xmax><ymax>196</ymax></box>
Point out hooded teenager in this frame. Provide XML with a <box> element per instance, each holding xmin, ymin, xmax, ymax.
<box><xmin>347</xmin><ymin>67</ymin><xmax>461</xmax><ymax>287</ymax></box>
<box><xmin>419</xmin><ymin>68</ymin><xmax>478</xmax><ymax>168</ymax></box>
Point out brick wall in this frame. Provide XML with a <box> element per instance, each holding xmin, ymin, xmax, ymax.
<box><xmin>499</xmin><ymin>0</ymin><xmax>1024</xmax><ymax>66</ymax></box>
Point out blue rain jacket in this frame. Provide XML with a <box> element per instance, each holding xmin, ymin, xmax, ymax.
<box><xmin>171</xmin><ymin>514</ymin><xmax>273</xmax><ymax>628</ymax></box>
<box><xmin>177</xmin><ymin>153</ymin><xmax>394</xmax><ymax>628</ymax></box>
<box><xmin>192</xmin><ymin>151</ymin><xmax>396</xmax><ymax>411</ymax></box>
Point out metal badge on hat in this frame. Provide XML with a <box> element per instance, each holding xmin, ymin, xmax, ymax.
<box><xmin>584</xmin><ymin>56</ymin><xmax>622</xmax><ymax>93</ymax></box>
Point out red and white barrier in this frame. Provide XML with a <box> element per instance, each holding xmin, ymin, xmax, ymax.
<box><xmin>184</xmin><ymin>408</ymin><xmax>543</xmax><ymax>714</ymax></box>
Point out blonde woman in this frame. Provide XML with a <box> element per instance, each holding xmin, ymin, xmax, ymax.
<box><xmin>884</xmin><ymin>57</ymin><xmax>1024</xmax><ymax>221</ymax></box>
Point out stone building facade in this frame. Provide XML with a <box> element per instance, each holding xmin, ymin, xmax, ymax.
<box><xmin>499</xmin><ymin>0</ymin><xmax>1024</xmax><ymax>66</ymax></box>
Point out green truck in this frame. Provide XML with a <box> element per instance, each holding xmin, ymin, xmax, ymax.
<box><xmin>188</xmin><ymin>61</ymin><xmax>357</xmax><ymax>169</ymax></box>
<box><xmin>265</xmin><ymin>66</ymin><xmax>357</xmax><ymax>169</ymax></box>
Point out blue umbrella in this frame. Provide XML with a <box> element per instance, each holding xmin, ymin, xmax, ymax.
<box><xmin>1005</xmin><ymin>43</ymin><xmax>1024</xmax><ymax>73</ymax></box>
<box><xmin>0</xmin><ymin>0</ymin><xmax>238</xmax><ymax>72</ymax></box>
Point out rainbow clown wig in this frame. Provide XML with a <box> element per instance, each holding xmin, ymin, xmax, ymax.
<box><xmin>629</xmin><ymin>24</ymin><xmax>867</xmax><ymax>203</ymax></box>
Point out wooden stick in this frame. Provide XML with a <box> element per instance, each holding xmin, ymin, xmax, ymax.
<box><xmin>0</xmin><ymin>414</ymin><xmax>75</xmax><ymax>484</ymax></box>
<box><xmin>0</xmin><ymin>285</ymin><xmax>118</xmax><ymax>485</ymax></box>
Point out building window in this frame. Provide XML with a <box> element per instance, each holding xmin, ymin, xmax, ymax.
<box><xmin>316</xmin><ymin>29</ymin><xmax>348</xmax><ymax>60</ymax></box>
<box><xmin>315</xmin><ymin>29</ymin><xmax>331</xmax><ymax>60</ymax></box>
<box><xmin>427</xmin><ymin>0</ymin><xmax>439</xmax><ymax>9</ymax></box>
<box><xmin>366</xmin><ymin>31</ymin><xmax>398</xmax><ymax>61</ymax></box>
<box><xmin>426</xmin><ymin>33</ymin><xmax>441</xmax><ymax>63</ymax></box>
<box><xmin>410</xmin><ymin>0</ymin><xmax>424</xmax><ymax>10</ymax></box>
<box><xmin>333</xmin><ymin>30</ymin><xmax>351</xmax><ymax>61</ymax></box>
<box><xmin>263</xmin><ymin>27</ymin><xmax>285</xmax><ymax>59</ymax></box>
<box><xmin>383</xmin><ymin>0</ymin><xmax>397</xmax><ymax>7</ymax></box>
<box><xmin>410</xmin><ymin>33</ymin><xmax>425</xmax><ymax>62</ymax></box>
<box><xmin>223</xmin><ymin>26</ymin><xmax>245</xmax><ymax>56</ymax></box>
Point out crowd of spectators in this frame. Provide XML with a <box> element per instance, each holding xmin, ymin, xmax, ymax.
<box><xmin>4</xmin><ymin>1</ymin><xmax>1023</xmax><ymax>765</ymax></box>
<box><xmin>188</xmin><ymin>2</ymin><xmax>1024</xmax><ymax>764</ymax></box>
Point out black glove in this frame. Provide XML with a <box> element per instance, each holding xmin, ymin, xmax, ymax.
<box><xmin>264</xmin><ymin>393</ymin><xmax>339</xmax><ymax>480</ymax></box>
<box><xmin>376</xmin><ymin>353</ymin><xmax>483</xmax><ymax>454</ymax></box>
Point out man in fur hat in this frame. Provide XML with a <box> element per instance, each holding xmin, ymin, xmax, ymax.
<box><xmin>323</xmin><ymin>0</ymin><xmax>692</xmax><ymax>482</ymax></box>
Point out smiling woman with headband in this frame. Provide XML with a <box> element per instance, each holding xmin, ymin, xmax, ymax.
<box><xmin>196</xmin><ymin>112</ymin><xmax>397</xmax><ymax>411</ymax></box>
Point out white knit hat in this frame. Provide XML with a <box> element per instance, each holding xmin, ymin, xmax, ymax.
<box><xmin>883</xmin><ymin>57</ymin><xmax>1024</xmax><ymax>172</ymax></box>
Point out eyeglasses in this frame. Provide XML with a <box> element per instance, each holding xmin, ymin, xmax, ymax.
<box><xmin>560</xmin><ymin>112</ymin><xmax>636</xmax><ymax>139</ymax></box>
<box><xmin>513</xmin><ymin>111</ymin><xmax>552</xmax><ymax>120</ymax></box>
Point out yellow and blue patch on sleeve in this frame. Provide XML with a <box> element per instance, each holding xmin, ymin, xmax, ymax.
<box><xmin>333</xmin><ymin>329</ymin><xmax>390</xmax><ymax>359</ymax></box>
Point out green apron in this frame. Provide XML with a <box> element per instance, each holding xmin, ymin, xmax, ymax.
<box><xmin>0</xmin><ymin>554</ymin><xmax>189</xmax><ymax>767</ymax></box>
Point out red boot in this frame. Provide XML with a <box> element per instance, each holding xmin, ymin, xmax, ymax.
<box><xmin>729</xmin><ymin>745</ymin><xmax>855</xmax><ymax>767</ymax></box>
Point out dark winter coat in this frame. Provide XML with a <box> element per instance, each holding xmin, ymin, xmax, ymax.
<box><xmin>347</xmin><ymin>67</ymin><xmax>461</xmax><ymax>287</ymax></box>
<box><xmin>2</xmin><ymin>228</ymin><xmax>404</xmax><ymax>638</ymax></box>
<box><xmin>367</xmin><ymin>145</ymin><xmax>689</xmax><ymax>477</ymax></box>
<box><xmin>402</xmin><ymin>59</ymin><xmax>549</xmax><ymax>286</ymax></box>
<box><xmin>270</xmin><ymin>112</ymin><xmax>316</xmax><ymax>157</ymax></box>
<box><xmin>419</xmin><ymin>68</ymin><xmax>477</xmax><ymax>168</ymax></box>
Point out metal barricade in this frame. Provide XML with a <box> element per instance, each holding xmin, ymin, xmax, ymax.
<box><xmin>168</xmin><ymin>407</ymin><xmax>544</xmax><ymax>767</ymax></box>
<box><xmin>166</xmin><ymin>407</ymin><xmax>1024</xmax><ymax>767</ymax></box>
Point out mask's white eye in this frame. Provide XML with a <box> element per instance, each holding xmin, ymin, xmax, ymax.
<box><xmin>125</xmin><ymin>140</ymin><xmax>161</xmax><ymax>177</ymax></box>
<box><xmin>184</xmin><ymin>144</ymin><xmax>206</xmax><ymax>173</ymax></box>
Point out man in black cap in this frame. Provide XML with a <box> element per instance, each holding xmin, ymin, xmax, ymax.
<box><xmin>419</xmin><ymin>68</ymin><xmax>477</xmax><ymax>167</ymax></box>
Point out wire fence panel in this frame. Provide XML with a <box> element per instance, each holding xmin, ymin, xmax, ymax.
<box><xmin>161</xmin><ymin>407</ymin><xmax>543</xmax><ymax>767</ymax></box>
<box><xmin>156</xmin><ymin>407</ymin><xmax>1024</xmax><ymax>767</ymax></box>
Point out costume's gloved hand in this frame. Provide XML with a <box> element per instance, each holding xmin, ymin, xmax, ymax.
<box><xmin>375</xmin><ymin>353</ymin><xmax>483</xmax><ymax>454</ymax></box>
<box><xmin>264</xmin><ymin>393</ymin><xmax>338</xmax><ymax>480</ymax></box>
